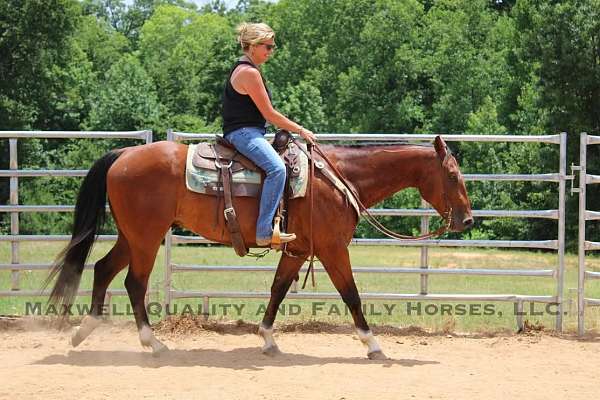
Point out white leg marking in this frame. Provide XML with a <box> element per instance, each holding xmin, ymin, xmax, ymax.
<box><xmin>258</xmin><ymin>323</ymin><xmax>280</xmax><ymax>355</ymax></box>
<box><xmin>357</xmin><ymin>329</ymin><xmax>387</xmax><ymax>359</ymax></box>
<box><xmin>139</xmin><ymin>325</ymin><xmax>168</xmax><ymax>355</ymax></box>
<box><xmin>71</xmin><ymin>315</ymin><xmax>102</xmax><ymax>347</ymax></box>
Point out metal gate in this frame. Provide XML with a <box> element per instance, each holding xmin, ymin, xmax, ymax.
<box><xmin>0</xmin><ymin>130</ymin><xmax>153</xmax><ymax>302</ymax></box>
<box><xmin>574</xmin><ymin>133</ymin><xmax>600</xmax><ymax>335</ymax></box>
<box><xmin>164</xmin><ymin>131</ymin><xmax>568</xmax><ymax>332</ymax></box>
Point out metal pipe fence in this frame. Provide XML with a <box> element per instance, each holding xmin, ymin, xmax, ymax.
<box><xmin>575</xmin><ymin>133</ymin><xmax>600</xmax><ymax>335</ymax></box>
<box><xmin>0</xmin><ymin>131</ymin><xmax>574</xmax><ymax>332</ymax></box>
<box><xmin>165</xmin><ymin>131</ymin><xmax>569</xmax><ymax>332</ymax></box>
<box><xmin>0</xmin><ymin>130</ymin><xmax>153</xmax><ymax>302</ymax></box>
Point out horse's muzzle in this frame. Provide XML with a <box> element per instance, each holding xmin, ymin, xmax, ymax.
<box><xmin>451</xmin><ymin>215</ymin><xmax>474</xmax><ymax>232</ymax></box>
<box><xmin>462</xmin><ymin>217</ymin><xmax>474</xmax><ymax>228</ymax></box>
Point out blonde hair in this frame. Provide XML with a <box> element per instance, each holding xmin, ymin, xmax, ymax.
<box><xmin>236</xmin><ymin>22</ymin><xmax>275</xmax><ymax>51</ymax></box>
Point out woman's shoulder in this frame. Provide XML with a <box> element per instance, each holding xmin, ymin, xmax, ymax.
<box><xmin>232</xmin><ymin>63</ymin><xmax>261</xmax><ymax>81</ymax></box>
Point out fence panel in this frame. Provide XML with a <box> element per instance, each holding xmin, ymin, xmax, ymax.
<box><xmin>165</xmin><ymin>131</ymin><xmax>568</xmax><ymax>331</ymax></box>
<box><xmin>576</xmin><ymin>133</ymin><xmax>600</xmax><ymax>335</ymax></box>
<box><xmin>0</xmin><ymin>130</ymin><xmax>153</xmax><ymax>302</ymax></box>
<box><xmin>0</xmin><ymin>131</ymin><xmax>570</xmax><ymax>331</ymax></box>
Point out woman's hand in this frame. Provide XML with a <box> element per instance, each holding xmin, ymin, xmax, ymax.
<box><xmin>299</xmin><ymin>127</ymin><xmax>317</xmax><ymax>145</ymax></box>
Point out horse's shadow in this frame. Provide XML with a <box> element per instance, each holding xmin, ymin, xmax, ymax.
<box><xmin>33</xmin><ymin>347</ymin><xmax>439</xmax><ymax>371</ymax></box>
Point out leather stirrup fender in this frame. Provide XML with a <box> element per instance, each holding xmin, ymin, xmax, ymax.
<box><xmin>220</xmin><ymin>164</ymin><xmax>248</xmax><ymax>257</ymax></box>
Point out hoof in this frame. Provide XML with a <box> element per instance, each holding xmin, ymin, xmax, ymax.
<box><xmin>367</xmin><ymin>350</ymin><xmax>388</xmax><ymax>360</ymax></box>
<box><xmin>71</xmin><ymin>331</ymin><xmax>84</xmax><ymax>348</ymax></box>
<box><xmin>262</xmin><ymin>345</ymin><xmax>281</xmax><ymax>357</ymax></box>
<box><xmin>70</xmin><ymin>316</ymin><xmax>101</xmax><ymax>347</ymax></box>
<box><xmin>151</xmin><ymin>343</ymin><xmax>170</xmax><ymax>358</ymax></box>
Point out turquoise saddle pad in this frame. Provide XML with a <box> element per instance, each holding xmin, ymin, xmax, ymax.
<box><xmin>185</xmin><ymin>142</ymin><xmax>309</xmax><ymax>198</ymax></box>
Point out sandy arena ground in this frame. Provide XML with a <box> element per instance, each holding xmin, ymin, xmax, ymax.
<box><xmin>0</xmin><ymin>318</ymin><xmax>599</xmax><ymax>400</ymax></box>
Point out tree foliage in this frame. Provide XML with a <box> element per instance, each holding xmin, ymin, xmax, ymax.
<box><xmin>1</xmin><ymin>0</ymin><xmax>599</xmax><ymax>248</ymax></box>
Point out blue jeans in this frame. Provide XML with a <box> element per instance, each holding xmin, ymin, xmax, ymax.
<box><xmin>225</xmin><ymin>127</ymin><xmax>286</xmax><ymax>240</ymax></box>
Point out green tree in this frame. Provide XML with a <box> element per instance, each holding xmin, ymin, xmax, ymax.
<box><xmin>512</xmin><ymin>0</ymin><xmax>600</xmax><ymax>136</ymax></box>
<box><xmin>273</xmin><ymin>80</ymin><xmax>326</xmax><ymax>132</ymax></box>
<box><xmin>333</xmin><ymin>0</ymin><xmax>425</xmax><ymax>133</ymax></box>
<box><xmin>3</xmin><ymin>0</ymin><xmax>598</xmax><ymax>244</ymax></box>
<box><xmin>86</xmin><ymin>54</ymin><xmax>162</xmax><ymax>131</ymax></box>
<box><xmin>80</xmin><ymin>0</ymin><xmax>197</xmax><ymax>46</ymax></box>
<box><xmin>139</xmin><ymin>5</ymin><xmax>234</xmax><ymax>129</ymax></box>
<box><xmin>0</xmin><ymin>0</ymin><xmax>81</xmax><ymax>224</ymax></box>
<box><xmin>75</xmin><ymin>15</ymin><xmax>130</xmax><ymax>74</ymax></box>
<box><xmin>459</xmin><ymin>97</ymin><xmax>556</xmax><ymax>240</ymax></box>
<box><xmin>422</xmin><ymin>0</ymin><xmax>514</xmax><ymax>133</ymax></box>
<box><xmin>511</xmin><ymin>0</ymin><xmax>600</xmax><ymax>247</ymax></box>
<box><xmin>266</xmin><ymin>0</ymin><xmax>376</xmax><ymax>132</ymax></box>
<box><xmin>0</xmin><ymin>0</ymin><xmax>80</xmax><ymax>129</ymax></box>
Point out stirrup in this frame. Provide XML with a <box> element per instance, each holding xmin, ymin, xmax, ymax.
<box><xmin>272</xmin><ymin>216</ymin><xmax>295</xmax><ymax>248</ymax></box>
<box><xmin>255</xmin><ymin>232</ymin><xmax>296</xmax><ymax>248</ymax></box>
<box><xmin>271</xmin><ymin>232</ymin><xmax>296</xmax><ymax>248</ymax></box>
<box><xmin>256</xmin><ymin>216</ymin><xmax>297</xmax><ymax>248</ymax></box>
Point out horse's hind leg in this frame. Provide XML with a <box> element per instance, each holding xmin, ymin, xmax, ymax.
<box><xmin>72</xmin><ymin>234</ymin><xmax>130</xmax><ymax>347</ymax></box>
<box><xmin>318</xmin><ymin>246</ymin><xmax>387</xmax><ymax>360</ymax></box>
<box><xmin>125</xmin><ymin>241</ymin><xmax>168</xmax><ymax>355</ymax></box>
<box><xmin>259</xmin><ymin>254</ymin><xmax>305</xmax><ymax>355</ymax></box>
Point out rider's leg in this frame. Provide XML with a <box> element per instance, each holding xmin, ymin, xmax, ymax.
<box><xmin>225</xmin><ymin>127</ymin><xmax>293</xmax><ymax>243</ymax></box>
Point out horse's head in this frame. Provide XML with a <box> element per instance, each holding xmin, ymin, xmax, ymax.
<box><xmin>419</xmin><ymin>136</ymin><xmax>473</xmax><ymax>232</ymax></box>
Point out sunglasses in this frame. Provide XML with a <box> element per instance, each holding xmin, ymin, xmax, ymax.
<box><xmin>259</xmin><ymin>43</ymin><xmax>277</xmax><ymax>51</ymax></box>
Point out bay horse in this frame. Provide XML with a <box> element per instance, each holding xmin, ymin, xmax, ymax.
<box><xmin>47</xmin><ymin>135</ymin><xmax>472</xmax><ymax>360</ymax></box>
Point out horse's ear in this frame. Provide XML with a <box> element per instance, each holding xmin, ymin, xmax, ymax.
<box><xmin>434</xmin><ymin>136</ymin><xmax>447</xmax><ymax>161</ymax></box>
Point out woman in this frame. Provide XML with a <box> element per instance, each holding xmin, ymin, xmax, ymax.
<box><xmin>222</xmin><ymin>22</ymin><xmax>316</xmax><ymax>247</ymax></box>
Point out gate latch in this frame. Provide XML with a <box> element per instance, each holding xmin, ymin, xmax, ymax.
<box><xmin>570</xmin><ymin>164</ymin><xmax>581</xmax><ymax>194</ymax></box>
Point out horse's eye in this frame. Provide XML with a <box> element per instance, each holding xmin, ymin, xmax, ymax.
<box><xmin>448</xmin><ymin>173</ymin><xmax>458</xmax><ymax>182</ymax></box>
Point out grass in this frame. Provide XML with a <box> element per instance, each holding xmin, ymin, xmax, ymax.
<box><xmin>2</xmin><ymin>241</ymin><xmax>600</xmax><ymax>333</ymax></box>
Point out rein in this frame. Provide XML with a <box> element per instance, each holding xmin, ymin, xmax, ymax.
<box><xmin>301</xmin><ymin>142</ymin><xmax>316</xmax><ymax>289</ymax></box>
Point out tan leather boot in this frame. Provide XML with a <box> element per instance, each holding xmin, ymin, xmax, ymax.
<box><xmin>256</xmin><ymin>232</ymin><xmax>296</xmax><ymax>247</ymax></box>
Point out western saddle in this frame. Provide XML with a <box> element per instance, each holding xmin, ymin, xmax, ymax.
<box><xmin>192</xmin><ymin>130</ymin><xmax>299</xmax><ymax>257</ymax></box>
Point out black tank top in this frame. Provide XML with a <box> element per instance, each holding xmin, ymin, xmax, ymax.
<box><xmin>222</xmin><ymin>60</ymin><xmax>271</xmax><ymax>135</ymax></box>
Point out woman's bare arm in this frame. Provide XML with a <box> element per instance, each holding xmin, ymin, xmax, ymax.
<box><xmin>233</xmin><ymin>67</ymin><xmax>316</xmax><ymax>143</ymax></box>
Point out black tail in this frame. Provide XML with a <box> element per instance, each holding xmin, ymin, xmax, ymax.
<box><xmin>44</xmin><ymin>149</ymin><xmax>123</xmax><ymax>308</ymax></box>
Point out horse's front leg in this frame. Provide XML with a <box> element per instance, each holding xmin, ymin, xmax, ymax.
<box><xmin>259</xmin><ymin>254</ymin><xmax>305</xmax><ymax>355</ymax></box>
<box><xmin>318</xmin><ymin>246</ymin><xmax>387</xmax><ymax>360</ymax></box>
